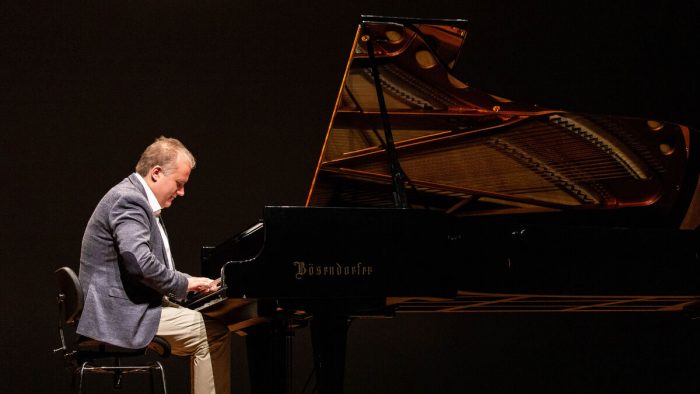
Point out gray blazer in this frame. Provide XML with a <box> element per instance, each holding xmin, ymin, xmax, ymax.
<box><xmin>77</xmin><ymin>173</ymin><xmax>188</xmax><ymax>349</ymax></box>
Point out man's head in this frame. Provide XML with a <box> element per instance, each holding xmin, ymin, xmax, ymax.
<box><xmin>135</xmin><ymin>136</ymin><xmax>196</xmax><ymax>209</ymax></box>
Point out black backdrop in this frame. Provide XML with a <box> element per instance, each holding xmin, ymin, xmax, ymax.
<box><xmin>2</xmin><ymin>1</ymin><xmax>700</xmax><ymax>393</ymax></box>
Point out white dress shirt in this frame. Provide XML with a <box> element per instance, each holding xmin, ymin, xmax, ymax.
<box><xmin>135</xmin><ymin>173</ymin><xmax>175</xmax><ymax>270</ymax></box>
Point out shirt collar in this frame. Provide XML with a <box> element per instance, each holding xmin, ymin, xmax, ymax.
<box><xmin>135</xmin><ymin>173</ymin><xmax>163</xmax><ymax>216</ymax></box>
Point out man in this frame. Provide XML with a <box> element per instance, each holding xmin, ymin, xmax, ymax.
<box><xmin>77</xmin><ymin>136</ymin><xmax>231</xmax><ymax>394</ymax></box>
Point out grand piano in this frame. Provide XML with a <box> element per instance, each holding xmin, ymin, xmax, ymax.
<box><xmin>188</xmin><ymin>15</ymin><xmax>700</xmax><ymax>393</ymax></box>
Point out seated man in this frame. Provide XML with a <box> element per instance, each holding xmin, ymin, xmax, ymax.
<box><xmin>77</xmin><ymin>136</ymin><xmax>230</xmax><ymax>394</ymax></box>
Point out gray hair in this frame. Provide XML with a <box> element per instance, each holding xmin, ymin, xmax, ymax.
<box><xmin>135</xmin><ymin>136</ymin><xmax>196</xmax><ymax>176</ymax></box>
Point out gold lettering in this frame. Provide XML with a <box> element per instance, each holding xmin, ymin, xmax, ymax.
<box><xmin>293</xmin><ymin>261</ymin><xmax>375</xmax><ymax>279</ymax></box>
<box><xmin>294</xmin><ymin>261</ymin><xmax>306</xmax><ymax>280</ymax></box>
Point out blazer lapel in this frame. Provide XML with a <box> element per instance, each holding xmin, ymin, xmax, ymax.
<box><xmin>157</xmin><ymin>214</ymin><xmax>176</xmax><ymax>271</ymax></box>
<box><xmin>127</xmin><ymin>173</ymin><xmax>172</xmax><ymax>270</ymax></box>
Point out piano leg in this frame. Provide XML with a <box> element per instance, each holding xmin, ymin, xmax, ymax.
<box><xmin>310</xmin><ymin>313</ymin><xmax>351</xmax><ymax>394</ymax></box>
<box><xmin>245</xmin><ymin>320</ymin><xmax>290</xmax><ymax>394</ymax></box>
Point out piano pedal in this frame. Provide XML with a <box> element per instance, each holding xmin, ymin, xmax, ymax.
<box><xmin>284</xmin><ymin>310</ymin><xmax>312</xmax><ymax>331</ymax></box>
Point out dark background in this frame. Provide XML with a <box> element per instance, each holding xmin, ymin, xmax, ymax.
<box><xmin>2</xmin><ymin>1</ymin><xmax>700</xmax><ymax>393</ymax></box>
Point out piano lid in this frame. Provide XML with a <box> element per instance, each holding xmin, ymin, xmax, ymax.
<box><xmin>305</xmin><ymin>16</ymin><xmax>700</xmax><ymax>227</ymax></box>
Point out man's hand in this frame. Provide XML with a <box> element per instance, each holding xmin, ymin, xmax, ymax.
<box><xmin>209</xmin><ymin>277</ymin><xmax>222</xmax><ymax>292</ymax></box>
<box><xmin>187</xmin><ymin>277</ymin><xmax>215</xmax><ymax>293</ymax></box>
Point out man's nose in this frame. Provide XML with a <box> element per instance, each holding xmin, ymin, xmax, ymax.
<box><xmin>177</xmin><ymin>187</ymin><xmax>185</xmax><ymax>196</ymax></box>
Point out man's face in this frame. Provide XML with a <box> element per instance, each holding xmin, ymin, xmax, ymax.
<box><xmin>149</xmin><ymin>156</ymin><xmax>191</xmax><ymax>209</ymax></box>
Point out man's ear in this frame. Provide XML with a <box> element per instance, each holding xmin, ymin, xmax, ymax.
<box><xmin>150</xmin><ymin>166</ymin><xmax>163</xmax><ymax>182</ymax></box>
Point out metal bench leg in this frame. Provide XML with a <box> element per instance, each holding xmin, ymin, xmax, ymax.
<box><xmin>77</xmin><ymin>362</ymin><xmax>88</xmax><ymax>394</ymax></box>
<box><xmin>156</xmin><ymin>361</ymin><xmax>168</xmax><ymax>394</ymax></box>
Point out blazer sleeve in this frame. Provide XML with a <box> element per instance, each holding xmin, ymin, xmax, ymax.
<box><xmin>109</xmin><ymin>193</ymin><xmax>189</xmax><ymax>300</ymax></box>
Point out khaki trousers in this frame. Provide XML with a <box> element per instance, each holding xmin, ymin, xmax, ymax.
<box><xmin>158</xmin><ymin>301</ymin><xmax>231</xmax><ymax>394</ymax></box>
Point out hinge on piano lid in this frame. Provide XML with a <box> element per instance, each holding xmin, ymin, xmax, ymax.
<box><xmin>201</xmin><ymin>246</ymin><xmax>216</xmax><ymax>263</ymax></box>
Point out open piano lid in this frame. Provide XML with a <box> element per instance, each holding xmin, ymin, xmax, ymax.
<box><xmin>305</xmin><ymin>15</ymin><xmax>700</xmax><ymax>230</ymax></box>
